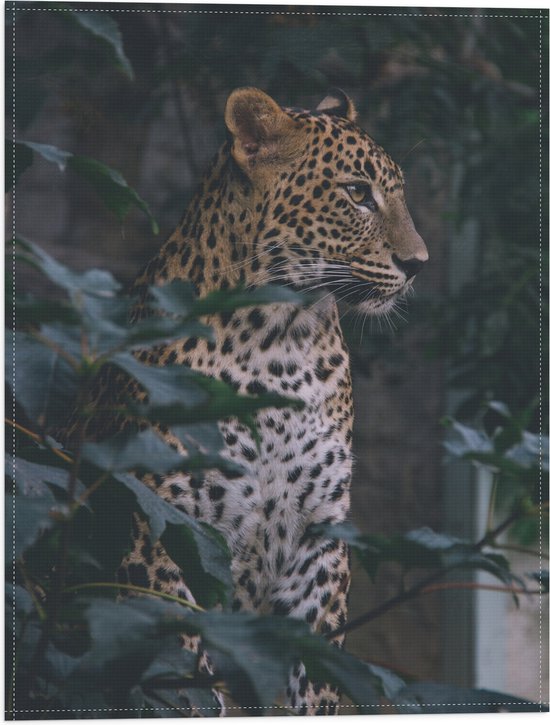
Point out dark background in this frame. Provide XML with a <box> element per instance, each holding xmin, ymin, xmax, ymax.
<box><xmin>6</xmin><ymin>2</ymin><xmax>548</xmax><ymax>692</ymax></box>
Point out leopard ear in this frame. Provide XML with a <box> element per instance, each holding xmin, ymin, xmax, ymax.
<box><xmin>225</xmin><ymin>87</ymin><xmax>299</xmax><ymax>168</ymax></box>
<box><xmin>316</xmin><ymin>88</ymin><xmax>357</xmax><ymax>122</ymax></box>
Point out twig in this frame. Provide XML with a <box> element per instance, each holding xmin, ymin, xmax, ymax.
<box><xmin>31</xmin><ymin>330</ymin><xmax>80</xmax><ymax>370</ymax></box>
<box><xmin>492</xmin><ymin>542</ymin><xmax>549</xmax><ymax>560</ymax></box>
<box><xmin>64</xmin><ymin>581</ymin><xmax>204</xmax><ymax>612</ymax></box>
<box><xmin>17</xmin><ymin>562</ymin><xmax>47</xmax><ymax>621</ymax></box>
<box><xmin>420</xmin><ymin>581</ymin><xmax>544</xmax><ymax>596</ymax></box>
<box><xmin>6</xmin><ymin>419</ymin><xmax>73</xmax><ymax>464</ymax></box>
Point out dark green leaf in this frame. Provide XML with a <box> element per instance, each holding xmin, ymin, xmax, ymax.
<box><xmin>505</xmin><ymin>431</ymin><xmax>549</xmax><ymax>471</ymax></box>
<box><xmin>134</xmin><ymin>385</ymin><xmax>304</xmax><ymax>428</ymax></box>
<box><xmin>64</xmin><ymin>598</ymin><xmax>186</xmax><ymax>694</ymax></box>
<box><xmin>114</xmin><ymin>315</ymin><xmax>212</xmax><ymax>351</ymax></box>
<box><xmin>392</xmin><ymin>682</ymin><xmax>547</xmax><ymax>713</ymax></box>
<box><xmin>79</xmin><ymin>294</ymin><xmax>211</xmax><ymax>353</ymax></box>
<box><xmin>116</xmin><ymin>473</ymin><xmax>233</xmax><ymax>604</ymax></box>
<box><xmin>16</xmin><ymin>237</ymin><xmax>120</xmax><ymax>297</ymax></box>
<box><xmin>161</xmin><ymin>523</ymin><xmax>232</xmax><ymax>609</ymax></box>
<box><xmin>6</xmin><ymin>454</ymin><xmax>85</xmax><ymax>500</ymax></box>
<box><xmin>149</xmin><ymin>281</ymin><xmax>303</xmax><ymax>319</ymax></box>
<box><xmin>69</xmin><ymin>155</ymin><xmax>159</xmax><ymax>234</ymax></box>
<box><xmin>6</xmin><ymin>583</ymin><xmax>34</xmax><ymax>617</ymax></box>
<box><xmin>10</xmin><ymin>292</ymin><xmax>80</xmax><ymax>327</ymax></box>
<box><xmin>6</xmin><ymin>329</ymin><xmax>79</xmax><ymax>429</ymax></box>
<box><xmin>6</xmin><ymin>493</ymin><xmax>59</xmax><ymax>561</ymax></box>
<box><xmin>318</xmin><ymin>523</ymin><xmax>516</xmax><ymax>585</ymax></box>
<box><xmin>19</xmin><ymin>141</ymin><xmax>72</xmax><ymax>171</ymax></box>
<box><xmin>81</xmin><ymin>430</ymin><xmax>190</xmax><ymax>475</ymax></box>
<box><xmin>162</xmin><ymin>609</ymin><xmax>382</xmax><ymax>711</ymax></box>
<box><xmin>526</xmin><ymin>570</ymin><xmax>549</xmax><ymax>593</ymax></box>
<box><xmin>16</xmin><ymin>144</ymin><xmax>158</xmax><ymax>233</ymax></box>
<box><xmin>171</xmin><ymin>423</ymin><xmax>225</xmax><ymax>454</ymax></box>
<box><xmin>5</xmin><ymin>139</ymin><xmax>33</xmax><ymax>191</ymax></box>
<box><xmin>71</xmin><ymin>12</ymin><xmax>134</xmax><ymax>79</ymax></box>
<box><xmin>148</xmin><ymin>280</ymin><xmax>196</xmax><ymax>317</ymax></box>
<box><xmin>443</xmin><ymin>419</ymin><xmax>494</xmax><ymax>458</ymax></box>
<box><xmin>111</xmin><ymin>352</ymin><xmax>209</xmax><ymax>408</ymax></box>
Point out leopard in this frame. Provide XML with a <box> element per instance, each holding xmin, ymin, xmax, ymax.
<box><xmin>87</xmin><ymin>88</ymin><xmax>428</xmax><ymax>716</ymax></box>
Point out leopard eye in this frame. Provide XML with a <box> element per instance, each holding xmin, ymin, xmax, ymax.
<box><xmin>345</xmin><ymin>183</ymin><xmax>378</xmax><ymax>212</ymax></box>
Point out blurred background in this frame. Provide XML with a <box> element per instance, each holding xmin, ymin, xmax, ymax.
<box><xmin>6</xmin><ymin>2</ymin><xmax>548</xmax><ymax>703</ymax></box>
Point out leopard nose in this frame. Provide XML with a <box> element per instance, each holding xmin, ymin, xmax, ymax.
<box><xmin>392</xmin><ymin>254</ymin><xmax>426</xmax><ymax>280</ymax></box>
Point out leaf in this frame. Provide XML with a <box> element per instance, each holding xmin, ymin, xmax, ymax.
<box><xmin>16</xmin><ymin>143</ymin><xmax>158</xmax><ymax>233</ymax></box>
<box><xmin>526</xmin><ymin>570</ymin><xmax>549</xmax><ymax>593</ymax></box>
<box><xmin>71</xmin><ymin>12</ymin><xmax>134</xmax><ymax>80</ymax></box>
<box><xmin>317</xmin><ymin>522</ymin><xmax>516</xmax><ymax>585</ymax></box>
<box><xmin>79</xmin><ymin>294</ymin><xmax>211</xmax><ymax>354</ymax></box>
<box><xmin>134</xmin><ymin>384</ymin><xmax>304</xmax><ymax>429</ymax></box>
<box><xmin>111</xmin><ymin>352</ymin><xmax>209</xmax><ymax>408</ymax></box>
<box><xmin>149</xmin><ymin>280</ymin><xmax>303</xmax><ymax>320</ymax></box>
<box><xmin>19</xmin><ymin>141</ymin><xmax>72</xmax><ymax>171</ymax></box>
<box><xmin>364</xmin><ymin>663</ymin><xmax>408</xmax><ymax>700</ymax></box>
<box><xmin>10</xmin><ymin>292</ymin><xmax>80</xmax><ymax>327</ymax></box>
<box><xmin>16</xmin><ymin>237</ymin><xmax>120</xmax><ymax>297</ymax></box>
<box><xmin>6</xmin><ymin>493</ymin><xmax>59</xmax><ymax>561</ymax></box>
<box><xmin>6</xmin><ymin>583</ymin><xmax>34</xmax><ymax>617</ymax></box>
<box><xmin>179</xmin><ymin>610</ymin><xmax>303</xmax><ymax>709</ymax></box>
<box><xmin>161</xmin><ymin>523</ymin><xmax>232</xmax><ymax>609</ymax></box>
<box><xmin>506</xmin><ymin>431</ymin><xmax>549</xmax><ymax>471</ymax></box>
<box><xmin>69</xmin><ymin>155</ymin><xmax>159</xmax><ymax>234</ymax></box>
<box><xmin>443</xmin><ymin>419</ymin><xmax>494</xmax><ymax>458</ymax></box>
<box><xmin>148</xmin><ymin>280</ymin><xmax>196</xmax><ymax>317</ymax></box>
<box><xmin>116</xmin><ymin>473</ymin><xmax>233</xmax><ymax>605</ymax></box>
<box><xmin>172</xmin><ymin>423</ymin><xmax>225</xmax><ymax>454</ymax></box>
<box><xmin>64</xmin><ymin>598</ymin><xmax>187</xmax><ymax>694</ymax></box>
<box><xmin>161</xmin><ymin>609</ymin><xmax>382</xmax><ymax>711</ymax></box>
<box><xmin>6</xmin><ymin>454</ymin><xmax>86</xmax><ymax>500</ymax></box>
<box><xmin>6</xmin><ymin>329</ymin><xmax>79</xmax><ymax>429</ymax></box>
<box><xmin>5</xmin><ymin>139</ymin><xmax>33</xmax><ymax>191</ymax></box>
<box><xmin>392</xmin><ymin>682</ymin><xmax>547</xmax><ymax>713</ymax></box>
<box><xmin>81</xmin><ymin>429</ymin><xmax>190</xmax><ymax>475</ymax></box>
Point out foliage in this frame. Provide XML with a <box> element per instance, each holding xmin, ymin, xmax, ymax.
<box><xmin>6</xmin><ymin>239</ymin><xmax>547</xmax><ymax>718</ymax></box>
<box><xmin>6</xmin><ymin>5</ymin><xmax>548</xmax><ymax>719</ymax></box>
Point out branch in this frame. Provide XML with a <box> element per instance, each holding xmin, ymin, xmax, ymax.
<box><xmin>327</xmin><ymin>507</ymin><xmax>526</xmax><ymax>640</ymax></box>
<box><xmin>64</xmin><ymin>581</ymin><xmax>204</xmax><ymax>612</ymax></box>
<box><xmin>420</xmin><ymin>581</ymin><xmax>545</xmax><ymax>596</ymax></box>
<box><xmin>6</xmin><ymin>419</ymin><xmax>73</xmax><ymax>464</ymax></box>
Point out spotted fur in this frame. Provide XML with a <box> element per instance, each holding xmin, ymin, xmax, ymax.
<box><xmin>91</xmin><ymin>88</ymin><xmax>427</xmax><ymax>715</ymax></box>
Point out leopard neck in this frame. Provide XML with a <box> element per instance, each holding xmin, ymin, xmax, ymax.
<box><xmin>162</xmin><ymin>143</ymin><xmax>280</xmax><ymax>297</ymax></box>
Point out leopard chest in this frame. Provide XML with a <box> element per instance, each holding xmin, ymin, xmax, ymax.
<box><xmin>159</xmin><ymin>302</ymin><xmax>354</xmax><ymax>578</ymax></box>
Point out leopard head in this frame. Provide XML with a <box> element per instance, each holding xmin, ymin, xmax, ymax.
<box><xmin>225</xmin><ymin>87</ymin><xmax>428</xmax><ymax>316</ymax></box>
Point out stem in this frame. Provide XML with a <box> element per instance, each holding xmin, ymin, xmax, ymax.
<box><xmin>64</xmin><ymin>582</ymin><xmax>204</xmax><ymax>612</ymax></box>
<box><xmin>492</xmin><ymin>542</ymin><xmax>549</xmax><ymax>560</ymax></box>
<box><xmin>17</xmin><ymin>562</ymin><xmax>47</xmax><ymax>621</ymax></box>
<box><xmin>31</xmin><ymin>330</ymin><xmax>80</xmax><ymax>370</ymax></box>
<box><xmin>5</xmin><ymin>418</ymin><xmax>73</xmax><ymax>464</ymax></box>
<box><xmin>485</xmin><ymin>474</ymin><xmax>498</xmax><ymax>534</ymax></box>
<box><xmin>72</xmin><ymin>472</ymin><xmax>108</xmax><ymax>510</ymax></box>
<box><xmin>420</xmin><ymin>581</ymin><xmax>545</xmax><ymax>596</ymax></box>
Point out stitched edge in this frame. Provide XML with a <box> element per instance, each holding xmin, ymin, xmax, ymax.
<box><xmin>3</xmin><ymin>6</ymin><xmax>544</xmax><ymax>17</ymax></box>
<box><xmin>538</xmin><ymin>8</ymin><xmax>544</xmax><ymax>716</ymax></box>
<box><xmin>5</xmin><ymin>701</ymin><xmax>550</xmax><ymax>714</ymax></box>
<box><xmin>8</xmin><ymin>3</ymin><xmax>547</xmax><ymax>714</ymax></box>
<box><xmin>11</xmin><ymin>3</ymin><xmax>17</xmax><ymax>718</ymax></box>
